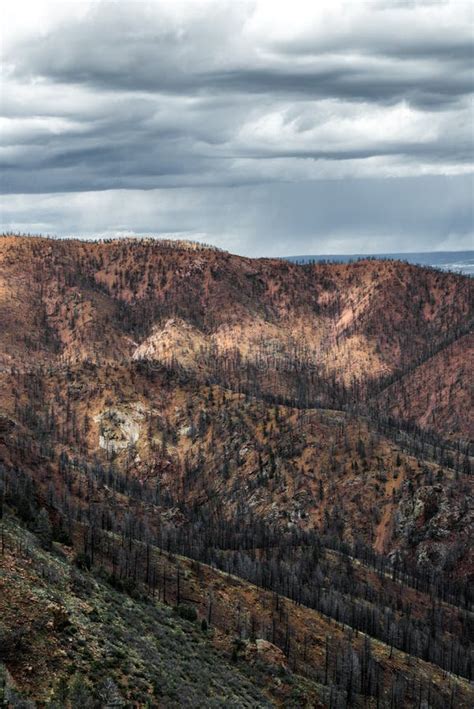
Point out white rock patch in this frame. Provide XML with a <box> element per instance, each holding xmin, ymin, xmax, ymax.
<box><xmin>94</xmin><ymin>403</ymin><xmax>145</xmax><ymax>453</ymax></box>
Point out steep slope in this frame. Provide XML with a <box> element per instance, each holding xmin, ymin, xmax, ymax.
<box><xmin>374</xmin><ymin>333</ymin><xmax>473</xmax><ymax>443</ymax></box>
<box><xmin>132</xmin><ymin>318</ymin><xmax>208</xmax><ymax>371</ymax></box>
<box><xmin>2</xmin><ymin>361</ymin><xmax>472</xmax><ymax>577</ymax></box>
<box><xmin>1</xmin><ymin>235</ymin><xmax>472</xmax><ymax>442</ymax></box>
<box><xmin>0</xmin><ymin>515</ymin><xmax>294</xmax><ymax>707</ymax></box>
<box><xmin>2</xmin><ymin>508</ymin><xmax>473</xmax><ymax>708</ymax></box>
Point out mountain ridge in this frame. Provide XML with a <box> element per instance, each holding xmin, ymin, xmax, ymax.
<box><xmin>1</xmin><ymin>234</ymin><xmax>472</xmax><ymax>440</ymax></box>
<box><xmin>0</xmin><ymin>234</ymin><xmax>472</xmax><ymax>706</ymax></box>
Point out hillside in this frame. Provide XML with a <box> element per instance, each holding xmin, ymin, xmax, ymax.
<box><xmin>2</xmin><ymin>361</ymin><xmax>472</xmax><ymax>578</ymax></box>
<box><xmin>0</xmin><ymin>235</ymin><xmax>472</xmax><ymax>440</ymax></box>
<box><xmin>0</xmin><ymin>234</ymin><xmax>473</xmax><ymax>707</ymax></box>
<box><xmin>2</xmin><ymin>509</ymin><xmax>473</xmax><ymax>708</ymax></box>
<box><xmin>374</xmin><ymin>333</ymin><xmax>473</xmax><ymax>443</ymax></box>
<box><xmin>0</xmin><ymin>514</ymin><xmax>292</xmax><ymax>707</ymax></box>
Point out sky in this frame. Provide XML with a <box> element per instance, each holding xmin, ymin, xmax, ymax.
<box><xmin>1</xmin><ymin>0</ymin><xmax>473</xmax><ymax>256</ymax></box>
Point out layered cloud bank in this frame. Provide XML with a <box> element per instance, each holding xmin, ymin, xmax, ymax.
<box><xmin>1</xmin><ymin>0</ymin><xmax>473</xmax><ymax>254</ymax></box>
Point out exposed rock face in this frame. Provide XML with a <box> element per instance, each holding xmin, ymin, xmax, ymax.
<box><xmin>132</xmin><ymin>318</ymin><xmax>208</xmax><ymax>371</ymax></box>
<box><xmin>395</xmin><ymin>479</ymin><xmax>473</xmax><ymax>572</ymax></box>
<box><xmin>94</xmin><ymin>403</ymin><xmax>145</xmax><ymax>453</ymax></box>
<box><xmin>245</xmin><ymin>639</ymin><xmax>289</xmax><ymax>671</ymax></box>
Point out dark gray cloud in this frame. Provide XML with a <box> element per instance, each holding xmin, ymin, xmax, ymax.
<box><xmin>1</xmin><ymin>0</ymin><xmax>473</xmax><ymax>254</ymax></box>
<box><xmin>9</xmin><ymin>4</ymin><xmax>473</xmax><ymax>112</ymax></box>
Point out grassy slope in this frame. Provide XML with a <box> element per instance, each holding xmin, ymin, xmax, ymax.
<box><xmin>2</xmin><ymin>512</ymin><xmax>473</xmax><ymax>708</ymax></box>
<box><xmin>1</xmin><ymin>514</ymin><xmax>329</xmax><ymax>707</ymax></box>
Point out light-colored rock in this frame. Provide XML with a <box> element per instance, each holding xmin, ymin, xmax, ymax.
<box><xmin>94</xmin><ymin>403</ymin><xmax>145</xmax><ymax>453</ymax></box>
<box><xmin>245</xmin><ymin>638</ymin><xmax>288</xmax><ymax>670</ymax></box>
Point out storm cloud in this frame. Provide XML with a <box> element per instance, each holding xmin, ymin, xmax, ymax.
<box><xmin>1</xmin><ymin>0</ymin><xmax>473</xmax><ymax>255</ymax></box>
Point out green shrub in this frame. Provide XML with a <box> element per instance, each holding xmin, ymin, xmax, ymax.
<box><xmin>73</xmin><ymin>552</ymin><xmax>91</xmax><ymax>570</ymax></box>
<box><xmin>174</xmin><ymin>604</ymin><xmax>198</xmax><ymax>623</ymax></box>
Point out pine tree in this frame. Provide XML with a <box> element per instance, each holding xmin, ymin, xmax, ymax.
<box><xmin>98</xmin><ymin>677</ymin><xmax>124</xmax><ymax>707</ymax></box>
<box><xmin>68</xmin><ymin>673</ymin><xmax>93</xmax><ymax>708</ymax></box>
<box><xmin>48</xmin><ymin>676</ymin><xmax>68</xmax><ymax>706</ymax></box>
<box><xmin>36</xmin><ymin>508</ymin><xmax>52</xmax><ymax>550</ymax></box>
